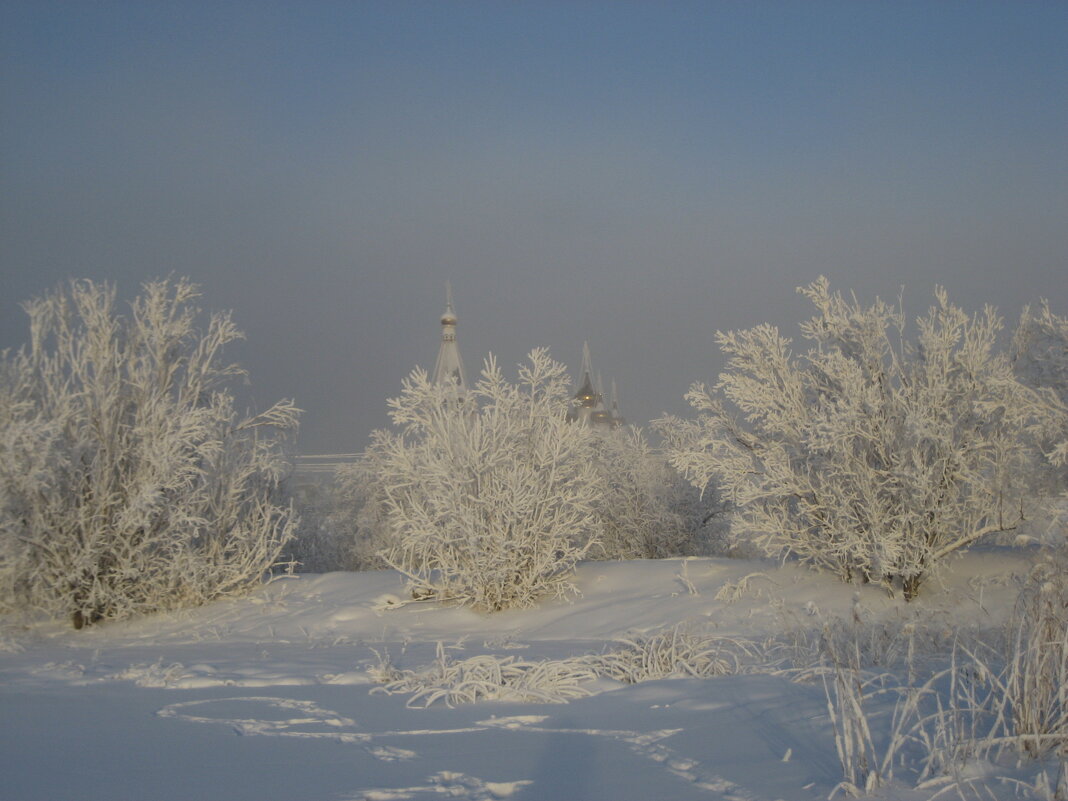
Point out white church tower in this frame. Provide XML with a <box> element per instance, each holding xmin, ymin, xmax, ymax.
<box><xmin>431</xmin><ymin>282</ymin><xmax>466</xmax><ymax>391</ymax></box>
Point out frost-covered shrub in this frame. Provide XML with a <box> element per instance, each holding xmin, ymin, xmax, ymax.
<box><xmin>281</xmin><ymin>480</ymin><xmax>364</xmax><ymax>573</ymax></box>
<box><xmin>1014</xmin><ymin>300</ymin><xmax>1068</xmax><ymax>483</ymax></box>
<box><xmin>361</xmin><ymin>348</ymin><xmax>603</xmax><ymax>611</ymax></box>
<box><xmin>329</xmin><ymin>451</ymin><xmax>395</xmax><ymax>572</ymax></box>
<box><xmin>661</xmin><ymin>277</ymin><xmax>1052</xmax><ymax>599</ymax></box>
<box><xmin>592</xmin><ymin>426</ymin><xmax>694</xmax><ymax>559</ymax></box>
<box><xmin>372</xmin><ymin>642</ymin><xmax>599</xmax><ymax>707</ymax></box>
<box><xmin>592</xmin><ymin>625</ymin><xmax>751</xmax><ymax>683</ymax></box>
<box><xmin>647</xmin><ymin>429</ymin><xmax>738</xmax><ymax>557</ymax></box>
<box><xmin>371</xmin><ymin>627</ymin><xmax>754</xmax><ymax>708</ymax></box>
<box><xmin>350</xmin><ymin>403</ymin><xmax>718</xmax><ymax>573</ymax></box>
<box><xmin>280</xmin><ymin>455</ymin><xmax>394</xmax><ymax>574</ymax></box>
<box><xmin>0</xmin><ymin>278</ymin><xmax>299</xmax><ymax>626</ymax></box>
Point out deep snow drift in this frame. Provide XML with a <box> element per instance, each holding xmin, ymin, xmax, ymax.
<box><xmin>0</xmin><ymin>551</ymin><xmax>1045</xmax><ymax>801</ymax></box>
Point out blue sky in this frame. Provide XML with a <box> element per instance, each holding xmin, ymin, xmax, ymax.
<box><xmin>3</xmin><ymin>1</ymin><xmax>1067</xmax><ymax>452</ymax></box>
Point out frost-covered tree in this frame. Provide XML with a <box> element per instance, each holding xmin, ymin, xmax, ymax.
<box><xmin>592</xmin><ymin>426</ymin><xmax>693</xmax><ymax>560</ymax></box>
<box><xmin>360</xmin><ymin>348</ymin><xmax>603</xmax><ymax>611</ymax></box>
<box><xmin>661</xmin><ymin>277</ymin><xmax>1051</xmax><ymax>599</ymax></box>
<box><xmin>1013</xmin><ymin>300</ymin><xmax>1068</xmax><ymax>478</ymax></box>
<box><xmin>662</xmin><ymin>470</ymin><xmax>738</xmax><ymax>557</ymax></box>
<box><xmin>0</xmin><ymin>278</ymin><xmax>299</xmax><ymax>626</ymax></box>
<box><xmin>280</xmin><ymin>480</ymin><xmax>362</xmax><ymax>574</ymax></box>
<box><xmin>276</xmin><ymin>450</ymin><xmax>397</xmax><ymax>575</ymax></box>
<box><xmin>316</xmin><ymin>454</ymin><xmax>393</xmax><ymax>572</ymax></box>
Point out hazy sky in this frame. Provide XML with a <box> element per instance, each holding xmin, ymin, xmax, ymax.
<box><xmin>3</xmin><ymin>1</ymin><xmax>1067</xmax><ymax>454</ymax></box>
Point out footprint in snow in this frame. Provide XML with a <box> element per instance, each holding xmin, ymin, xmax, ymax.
<box><xmin>158</xmin><ymin>698</ymin><xmax>760</xmax><ymax>798</ymax></box>
<box><xmin>342</xmin><ymin>771</ymin><xmax>532</xmax><ymax>801</ymax></box>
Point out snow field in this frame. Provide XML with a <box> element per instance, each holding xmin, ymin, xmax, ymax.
<box><xmin>0</xmin><ymin>551</ymin><xmax>1056</xmax><ymax>801</ymax></box>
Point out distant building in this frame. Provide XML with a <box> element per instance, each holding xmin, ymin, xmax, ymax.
<box><xmin>431</xmin><ymin>286</ymin><xmax>622</xmax><ymax>427</ymax></box>
<box><xmin>567</xmin><ymin>342</ymin><xmax>624</xmax><ymax>428</ymax></box>
<box><xmin>432</xmin><ymin>282</ymin><xmax>466</xmax><ymax>393</ymax></box>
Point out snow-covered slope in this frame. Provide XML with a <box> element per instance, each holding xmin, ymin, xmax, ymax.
<box><xmin>0</xmin><ymin>551</ymin><xmax>1039</xmax><ymax>801</ymax></box>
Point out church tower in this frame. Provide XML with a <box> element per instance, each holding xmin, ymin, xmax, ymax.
<box><xmin>568</xmin><ymin>342</ymin><xmax>611</xmax><ymax>425</ymax></box>
<box><xmin>591</xmin><ymin>371</ymin><xmax>613</xmax><ymax>426</ymax></box>
<box><xmin>432</xmin><ymin>282</ymin><xmax>466</xmax><ymax>391</ymax></box>
<box><xmin>610</xmin><ymin>380</ymin><xmax>625</xmax><ymax>427</ymax></box>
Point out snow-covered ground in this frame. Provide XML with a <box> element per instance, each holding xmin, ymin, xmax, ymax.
<box><xmin>0</xmin><ymin>551</ymin><xmax>1041</xmax><ymax>801</ymax></box>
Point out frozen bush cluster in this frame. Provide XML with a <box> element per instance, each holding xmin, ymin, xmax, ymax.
<box><xmin>0</xmin><ymin>278</ymin><xmax>299</xmax><ymax>626</ymax></box>
<box><xmin>338</xmin><ymin>347</ymin><xmax>719</xmax><ymax>601</ymax></box>
<box><xmin>591</xmin><ymin>426</ymin><xmax>694</xmax><ymax>560</ymax></box>
<box><xmin>372</xmin><ymin>642</ymin><xmax>600</xmax><ymax>707</ymax></box>
<box><xmin>335</xmin><ymin>413</ymin><xmax>712</xmax><ymax>577</ymax></box>
<box><xmin>329</xmin><ymin>446</ymin><xmax>404</xmax><ymax>572</ymax></box>
<box><xmin>359</xmin><ymin>348</ymin><xmax>604</xmax><ymax>611</ymax></box>
<box><xmin>372</xmin><ymin>626</ymin><xmax>754</xmax><ymax>708</ymax></box>
<box><xmin>592</xmin><ymin>625</ymin><xmax>751</xmax><ymax>683</ymax></box>
<box><xmin>661</xmin><ymin>277</ymin><xmax>1058</xmax><ymax>599</ymax></box>
<box><xmin>281</xmin><ymin>481</ymin><xmax>364</xmax><ymax>574</ymax></box>
<box><xmin>1014</xmin><ymin>300</ymin><xmax>1068</xmax><ymax>482</ymax></box>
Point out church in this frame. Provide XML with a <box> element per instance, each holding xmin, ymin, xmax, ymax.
<box><xmin>432</xmin><ymin>286</ymin><xmax>623</xmax><ymax>428</ymax></box>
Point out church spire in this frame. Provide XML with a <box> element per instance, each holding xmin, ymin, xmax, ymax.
<box><xmin>432</xmin><ymin>282</ymin><xmax>466</xmax><ymax>391</ymax></box>
<box><xmin>590</xmin><ymin>370</ymin><xmax>612</xmax><ymax>426</ymax></box>
<box><xmin>610</xmin><ymin>380</ymin><xmax>624</xmax><ymax>427</ymax></box>
<box><xmin>569</xmin><ymin>340</ymin><xmax>610</xmax><ymax>425</ymax></box>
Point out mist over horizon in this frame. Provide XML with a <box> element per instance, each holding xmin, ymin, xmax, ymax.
<box><xmin>3</xmin><ymin>2</ymin><xmax>1066</xmax><ymax>454</ymax></box>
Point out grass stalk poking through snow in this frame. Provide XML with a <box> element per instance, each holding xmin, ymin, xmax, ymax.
<box><xmin>372</xmin><ymin>626</ymin><xmax>755</xmax><ymax>708</ymax></box>
<box><xmin>372</xmin><ymin>642</ymin><xmax>600</xmax><ymax>708</ymax></box>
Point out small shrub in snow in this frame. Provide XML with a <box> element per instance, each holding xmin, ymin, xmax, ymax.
<box><xmin>0</xmin><ymin>278</ymin><xmax>299</xmax><ymax>626</ymax></box>
<box><xmin>362</xmin><ymin>349</ymin><xmax>603</xmax><ymax>611</ymax></box>
<box><xmin>372</xmin><ymin>642</ymin><xmax>599</xmax><ymax>707</ymax></box>
<box><xmin>593</xmin><ymin>625</ymin><xmax>751</xmax><ymax>683</ymax></box>
<box><xmin>713</xmin><ymin>572</ymin><xmax>775</xmax><ymax>604</ymax></box>
<box><xmin>661</xmin><ymin>277</ymin><xmax>1052</xmax><ymax>599</ymax></box>
<box><xmin>371</xmin><ymin>625</ymin><xmax>758</xmax><ymax>709</ymax></box>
